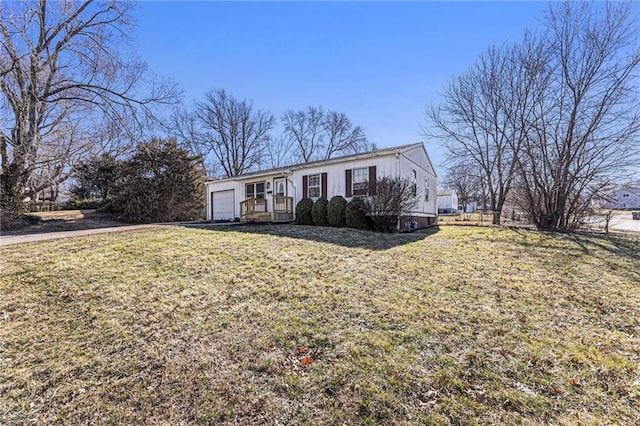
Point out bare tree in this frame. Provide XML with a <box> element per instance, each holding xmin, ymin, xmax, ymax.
<box><xmin>427</xmin><ymin>1</ymin><xmax>639</xmax><ymax>231</ymax></box>
<box><xmin>0</xmin><ymin>0</ymin><xmax>178</xmax><ymax>212</ymax></box>
<box><xmin>321</xmin><ymin>111</ymin><xmax>369</xmax><ymax>160</ymax></box>
<box><xmin>282</xmin><ymin>106</ymin><xmax>371</xmax><ymax>163</ymax></box>
<box><xmin>514</xmin><ymin>1</ymin><xmax>640</xmax><ymax>231</ymax></box>
<box><xmin>365</xmin><ymin>176</ymin><xmax>419</xmax><ymax>232</ymax></box>
<box><xmin>443</xmin><ymin>161</ymin><xmax>482</xmax><ymax>212</ymax></box>
<box><xmin>168</xmin><ymin>107</ymin><xmax>220</xmax><ymax>176</ymax></box>
<box><xmin>265</xmin><ymin>136</ymin><xmax>293</xmax><ymax>169</ymax></box>
<box><xmin>282</xmin><ymin>106</ymin><xmax>325</xmax><ymax>162</ymax></box>
<box><xmin>194</xmin><ymin>90</ymin><xmax>274</xmax><ymax>177</ymax></box>
<box><xmin>426</xmin><ymin>45</ymin><xmax>522</xmax><ymax>224</ymax></box>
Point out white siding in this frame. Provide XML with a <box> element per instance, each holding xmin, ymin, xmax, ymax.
<box><xmin>400</xmin><ymin>145</ymin><xmax>436</xmax><ymax>175</ymax></box>
<box><xmin>205</xmin><ymin>143</ymin><xmax>439</xmax><ymax>223</ymax></box>
<box><xmin>292</xmin><ymin>155</ymin><xmax>398</xmax><ymax>202</ymax></box>
<box><xmin>206</xmin><ymin>173</ymin><xmax>294</xmax><ymax>220</ymax></box>
<box><xmin>398</xmin><ymin>146</ymin><xmax>438</xmax><ymax>216</ymax></box>
<box><xmin>604</xmin><ymin>188</ymin><xmax>640</xmax><ymax>209</ymax></box>
<box><xmin>437</xmin><ymin>193</ymin><xmax>459</xmax><ymax>211</ymax></box>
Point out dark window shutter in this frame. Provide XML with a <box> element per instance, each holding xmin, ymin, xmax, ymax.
<box><xmin>345</xmin><ymin>169</ymin><xmax>352</xmax><ymax>197</ymax></box>
<box><xmin>368</xmin><ymin>166</ymin><xmax>377</xmax><ymax>195</ymax></box>
<box><xmin>302</xmin><ymin>175</ymin><xmax>308</xmax><ymax>198</ymax></box>
<box><xmin>321</xmin><ymin>173</ymin><xmax>328</xmax><ymax>199</ymax></box>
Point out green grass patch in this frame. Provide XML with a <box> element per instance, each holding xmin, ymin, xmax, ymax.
<box><xmin>1</xmin><ymin>225</ymin><xmax>639</xmax><ymax>424</ymax></box>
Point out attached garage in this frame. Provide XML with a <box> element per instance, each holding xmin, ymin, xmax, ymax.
<box><xmin>211</xmin><ymin>189</ymin><xmax>235</xmax><ymax>221</ymax></box>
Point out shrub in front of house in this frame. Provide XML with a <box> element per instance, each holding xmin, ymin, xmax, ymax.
<box><xmin>363</xmin><ymin>176</ymin><xmax>418</xmax><ymax>233</ymax></box>
<box><xmin>311</xmin><ymin>197</ymin><xmax>329</xmax><ymax>226</ymax></box>
<box><xmin>371</xmin><ymin>215</ymin><xmax>398</xmax><ymax>233</ymax></box>
<box><xmin>327</xmin><ymin>195</ymin><xmax>347</xmax><ymax>227</ymax></box>
<box><xmin>345</xmin><ymin>197</ymin><xmax>371</xmax><ymax>230</ymax></box>
<box><xmin>295</xmin><ymin>197</ymin><xmax>314</xmax><ymax>225</ymax></box>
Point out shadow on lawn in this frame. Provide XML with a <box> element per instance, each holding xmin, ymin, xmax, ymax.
<box><xmin>1</xmin><ymin>211</ymin><xmax>126</xmax><ymax>236</ymax></box>
<box><xmin>184</xmin><ymin>223</ymin><xmax>440</xmax><ymax>250</ymax></box>
<box><xmin>510</xmin><ymin>227</ymin><xmax>640</xmax><ymax>281</ymax></box>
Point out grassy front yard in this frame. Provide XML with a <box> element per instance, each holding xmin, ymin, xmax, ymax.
<box><xmin>1</xmin><ymin>225</ymin><xmax>639</xmax><ymax>424</ymax></box>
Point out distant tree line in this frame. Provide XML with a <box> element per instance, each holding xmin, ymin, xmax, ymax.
<box><xmin>426</xmin><ymin>1</ymin><xmax>640</xmax><ymax>232</ymax></box>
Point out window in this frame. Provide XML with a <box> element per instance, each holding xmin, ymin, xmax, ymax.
<box><xmin>352</xmin><ymin>167</ymin><xmax>368</xmax><ymax>196</ymax></box>
<box><xmin>246</xmin><ymin>182</ymin><xmax>265</xmax><ymax>199</ymax></box>
<box><xmin>308</xmin><ymin>174</ymin><xmax>321</xmax><ymax>198</ymax></box>
<box><xmin>411</xmin><ymin>169</ymin><xmax>417</xmax><ymax>197</ymax></box>
<box><xmin>424</xmin><ymin>178</ymin><xmax>430</xmax><ymax>201</ymax></box>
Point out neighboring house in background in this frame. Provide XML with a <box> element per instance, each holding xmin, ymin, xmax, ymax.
<box><xmin>437</xmin><ymin>190</ymin><xmax>458</xmax><ymax>214</ymax></box>
<box><xmin>205</xmin><ymin>143</ymin><xmax>438</xmax><ymax>229</ymax></box>
<box><xmin>603</xmin><ymin>186</ymin><xmax>640</xmax><ymax>209</ymax></box>
<box><xmin>463</xmin><ymin>201</ymin><xmax>478</xmax><ymax>213</ymax></box>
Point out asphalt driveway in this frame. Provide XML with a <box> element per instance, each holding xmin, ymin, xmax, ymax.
<box><xmin>0</xmin><ymin>224</ymin><xmax>162</xmax><ymax>246</ymax></box>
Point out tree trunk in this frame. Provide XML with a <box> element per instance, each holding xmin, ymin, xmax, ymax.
<box><xmin>489</xmin><ymin>191</ymin><xmax>502</xmax><ymax>225</ymax></box>
<box><xmin>537</xmin><ymin>210</ymin><xmax>560</xmax><ymax>231</ymax></box>
<box><xmin>492</xmin><ymin>210</ymin><xmax>501</xmax><ymax>225</ymax></box>
<box><xmin>1</xmin><ymin>170</ymin><xmax>25</xmax><ymax>213</ymax></box>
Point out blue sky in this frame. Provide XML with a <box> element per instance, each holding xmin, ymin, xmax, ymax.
<box><xmin>133</xmin><ymin>1</ymin><xmax>549</xmax><ymax>168</ymax></box>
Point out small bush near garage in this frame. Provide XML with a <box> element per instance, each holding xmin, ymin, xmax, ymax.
<box><xmin>295</xmin><ymin>198</ymin><xmax>314</xmax><ymax>225</ymax></box>
<box><xmin>327</xmin><ymin>196</ymin><xmax>347</xmax><ymax>227</ymax></box>
<box><xmin>345</xmin><ymin>197</ymin><xmax>371</xmax><ymax>230</ymax></box>
<box><xmin>311</xmin><ymin>197</ymin><xmax>329</xmax><ymax>226</ymax></box>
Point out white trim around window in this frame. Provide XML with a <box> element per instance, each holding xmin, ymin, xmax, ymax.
<box><xmin>246</xmin><ymin>182</ymin><xmax>265</xmax><ymax>199</ymax></box>
<box><xmin>308</xmin><ymin>174</ymin><xmax>321</xmax><ymax>199</ymax></box>
<box><xmin>424</xmin><ymin>178</ymin><xmax>430</xmax><ymax>201</ymax></box>
<box><xmin>352</xmin><ymin>167</ymin><xmax>368</xmax><ymax>196</ymax></box>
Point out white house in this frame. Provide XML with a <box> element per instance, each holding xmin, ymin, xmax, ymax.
<box><xmin>603</xmin><ymin>186</ymin><xmax>640</xmax><ymax>209</ymax></box>
<box><xmin>463</xmin><ymin>201</ymin><xmax>477</xmax><ymax>213</ymax></box>
<box><xmin>437</xmin><ymin>190</ymin><xmax>458</xmax><ymax>214</ymax></box>
<box><xmin>205</xmin><ymin>143</ymin><xmax>438</xmax><ymax>229</ymax></box>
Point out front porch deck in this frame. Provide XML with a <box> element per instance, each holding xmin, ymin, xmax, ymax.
<box><xmin>240</xmin><ymin>196</ymin><xmax>294</xmax><ymax>223</ymax></box>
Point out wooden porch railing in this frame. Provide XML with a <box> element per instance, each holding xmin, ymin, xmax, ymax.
<box><xmin>240</xmin><ymin>197</ymin><xmax>267</xmax><ymax>219</ymax></box>
<box><xmin>240</xmin><ymin>196</ymin><xmax>294</xmax><ymax>222</ymax></box>
<box><xmin>273</xmin><ymin>195</ymin><xmax>293</xmax><ymax>213</ymax></box>
<box><xmin>272</xmin><ymin>195</ymin><xmax>294</xmax><ymax>222</ymax></box>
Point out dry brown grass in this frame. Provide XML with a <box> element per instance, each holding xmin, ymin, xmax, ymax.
<box><xmin>1</xmin><ymin>225</ymin><xmax>639</xmax><ymax>424</ymax></box>
<box><xmin>437</xmin><ymin>211</ymin><xmax>528</xmax><ymax>228</ymax></box>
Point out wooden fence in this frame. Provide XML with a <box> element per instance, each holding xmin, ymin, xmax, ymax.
<box><xmin>25</xmin><ymin>201</ymin><xmax>64</xmax><ymax>212</ymax></box>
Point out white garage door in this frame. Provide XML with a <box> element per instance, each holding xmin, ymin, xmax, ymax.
<box><xmin>212</xmin><ymin>190</ymin><xmax>235</xmax><ymax>221</ymax></box>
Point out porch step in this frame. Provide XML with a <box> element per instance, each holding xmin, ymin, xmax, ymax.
<box><xmin>241</xmin><ymin>212</ymin><xmax>295</xmax><ymax>223</ymax></box>
<box><xmin>242</xmin><ymin>213</ymin><xmax>272</xmax><ymax>223</ymax></box>
<box><xmin>273</xmin><ymin>212</ymin><xmax>294</xmax><ymax>222</ymax></box>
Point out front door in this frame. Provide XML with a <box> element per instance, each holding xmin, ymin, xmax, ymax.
<box><xmin>273</xmin><ymin>178</ymin><xmax>286</xmax><ymax>196</ymax></box>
